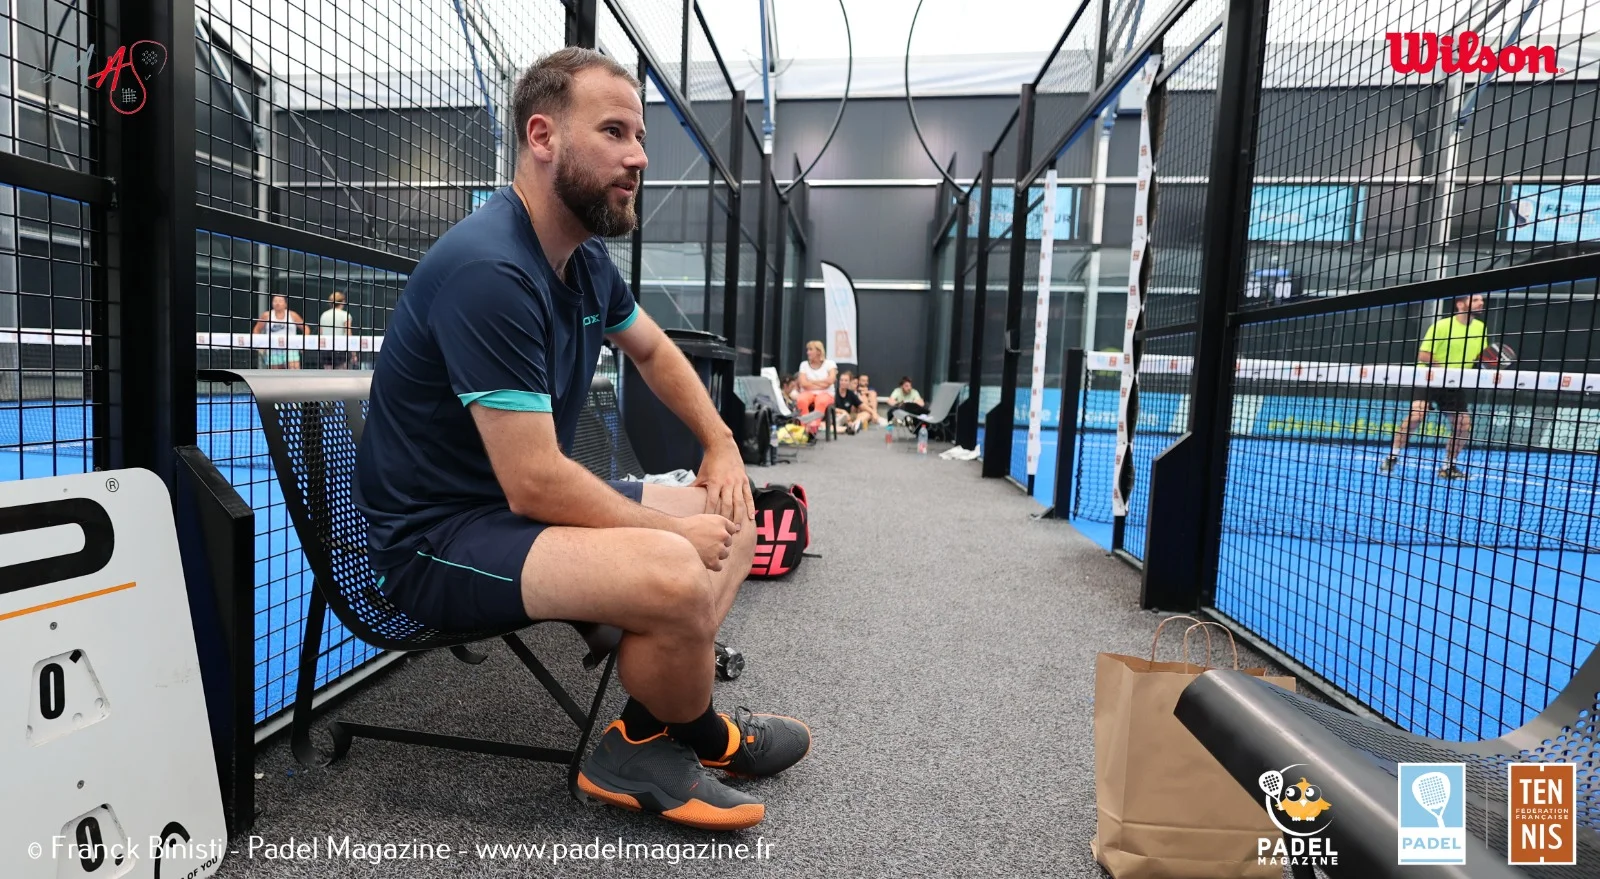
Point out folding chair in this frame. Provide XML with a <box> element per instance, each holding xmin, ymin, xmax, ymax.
<box><xmin>891</xmin><ymin>381</ymin><xmax>966</xmax><ymax>442</ymax></box>
<box><xmin>201</xmin><ymin>368</ymin><xmax>621</xmax><ymax>801</ymax></box>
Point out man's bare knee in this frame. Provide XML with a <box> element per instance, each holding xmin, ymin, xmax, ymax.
<box><xmin>649</xmin><ymin>536</ymin><xmax>717</xmax><ymax>638</ymax></box>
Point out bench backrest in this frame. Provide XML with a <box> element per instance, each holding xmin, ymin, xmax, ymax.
<box><xmin>922</xmin><ymin>382</ymin><xmax>966</xmax><ymax>420</ymax></box>
<box><xmin>212</xmin><ymin>370</ymin><xmax>640</xmax><ymax>651</ymax></box>
<box><xmin>758</xmin><ymin>367</ymin><xmax>794</xmax><ymax>416</ymax></box>
<box><xmin>247</xmin><ymin>376</ymin><xmax>505</xmax><ymax>651</ymax></box>
<box><xmin>571</xmin><ymin>375</ymin><xmax>647</xmax><ymax>480</ymax></box>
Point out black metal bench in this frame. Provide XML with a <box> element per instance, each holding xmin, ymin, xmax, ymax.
<box><xmin>200</xmin><ymin>368</ymin><xmax>692</xmax><ymax>800</ymax></box>
<box><xmin>1175</xmin><ymin>648</ymin><xmax>1600</xmax><ymax>878</ymax></box>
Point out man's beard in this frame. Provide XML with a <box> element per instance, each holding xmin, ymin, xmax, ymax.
<box><xmin>554</xmin><ymin>157</ymin><xmax>637</xmax><ymax>238</ymax></box>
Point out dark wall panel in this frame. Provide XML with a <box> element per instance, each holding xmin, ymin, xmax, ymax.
<box><xmin>796</xmin><ymin>288</ymin><xmax>929</xmax><ymax>400</ymax></box>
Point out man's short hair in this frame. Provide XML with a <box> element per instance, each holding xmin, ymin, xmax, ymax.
<box><xmin>512</xmin><ymin>47</ymin><xmax>640</xmax><ymax>149</ymax></box>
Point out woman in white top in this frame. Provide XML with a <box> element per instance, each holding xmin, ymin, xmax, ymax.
<box><xmin>795</xmin><ymin>340</ymin><xmax>838</xmax><ymax>436</ymax></box>
<box><xmin>252</xmin><ymin>294</ymin><xmax>306</xmax><ymax>369</ymax></box>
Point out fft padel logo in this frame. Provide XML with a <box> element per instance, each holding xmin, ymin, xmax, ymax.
<box><xmin>1398</xmin><ymin>763</ymin><xmax>1467</xmax><ymax>865</ymax></box>
<box><xmin>1256</xmin><ymin>765</ymin><xmax>1339</xmax><ymax>869</ymax></box>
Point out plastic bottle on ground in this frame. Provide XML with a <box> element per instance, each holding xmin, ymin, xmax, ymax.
<box><xmin>917</xmin><ymin>425</ymin><xmax>928</xmax><ymax>455</ymax></box>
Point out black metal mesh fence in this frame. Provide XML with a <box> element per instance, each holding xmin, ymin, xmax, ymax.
<box><xmin>2</xmin><ymin>0</ymin><xmax>110</xmax><ymax>483</ymax></box>
<box><xmin>0</xmin><ymin>189</ymin><xmax>103</xmax><ymax>480</ymax></box>
<box><xmin>1243</xmin><ymin>0</ymin><xmax>1599</xmax><ymax>307</ymax></box>
<box><xmin>1206</xmin><ymin>0</ymin><xmax>1600</xmax><ymax>740</ymax></box>
<box><xmin>1217</xmin><ymin>281</ymin><xmax>1600</xmax><ymax>740</ymax></box>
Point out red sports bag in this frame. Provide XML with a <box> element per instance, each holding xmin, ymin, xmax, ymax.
<box><xmin>749</xmin><ymin>483</ymin><xmax>809</xmax><ymax>578</ymax></box>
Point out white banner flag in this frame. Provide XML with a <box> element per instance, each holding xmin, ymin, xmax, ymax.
<box><xmin>1113</xmin><ymin>62</ymin><xmax>1158</xmax><ymax>517</ymax></box>
<box><xmin>1027</xmin><ymin>169</ymin><xmax>1058</xmax><ymax>477</ymax></box>
<box><xmin>819</xmin><ymin>261</ymin><xmax>860</xmax><ymax>368</ymax></box>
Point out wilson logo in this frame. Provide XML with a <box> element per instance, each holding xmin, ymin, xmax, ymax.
<box><xmin>1386</xmin><ymin>32</ymin><xmax>1561</xmax><ymax>75</ymax></box>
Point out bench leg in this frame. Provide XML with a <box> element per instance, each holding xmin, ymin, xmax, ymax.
<box><xmin>568</xmin><ymin>650</ymin><xmax>619</xmax><ymax>801</ymax></box>
<box><xmin>290</xmin><ymin>580</ymin><xmax>341</xmax><ymax>766</ymax></box>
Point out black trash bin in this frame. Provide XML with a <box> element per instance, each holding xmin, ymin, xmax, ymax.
<box><xmin>619</xmin><ymin>328</ymin><xmax>736</xmax><ymax>475</ymax></box>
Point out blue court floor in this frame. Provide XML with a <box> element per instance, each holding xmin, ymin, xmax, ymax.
<box><xmin>978</xmin><ymin>422</ymin><xmax>1600</xmax><ymax>741</ymax></box>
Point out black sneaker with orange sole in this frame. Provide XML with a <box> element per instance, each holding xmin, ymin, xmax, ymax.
<box><xmin>701</xmin><ymin>707</ymin><xmax>812</xmax><ymax>777</ymax></box>
<box><xmin>578</xmin><ymin>720</ymin><xmax>765</xmax><ymax>831</ymax></box>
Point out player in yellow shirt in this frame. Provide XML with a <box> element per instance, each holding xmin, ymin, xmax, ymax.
<box><xmin>1381</xmin><ymin>293</ymin><xmax>1488</xmax><ymax>480</ymax></box>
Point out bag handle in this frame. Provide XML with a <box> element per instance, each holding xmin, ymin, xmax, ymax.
<box><xmin>1182</xmin><ymin>621</ymin><xmax>1241</xmax><ymax>670</ymax></box>
<box><xmin>1148</xmin><ymin>614</ymin><xmax>1204</xmax><ymax>661</ymax></box>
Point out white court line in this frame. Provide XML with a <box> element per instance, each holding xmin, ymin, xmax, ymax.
<box><xmin>1335</xmin><ymin>446</ymin><xmax>1600</xmax><ymax>499</ymax></box>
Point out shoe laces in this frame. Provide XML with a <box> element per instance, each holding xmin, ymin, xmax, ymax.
<box><xmin>727</xmin><ymin>706</ymin><xmax>769</xmax><ymax>754</ymax></box>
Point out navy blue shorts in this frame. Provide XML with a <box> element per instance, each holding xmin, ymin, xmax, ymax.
<box><xmin>378</xmin><ymin>480</ymin><xmax>646</xmax><ymax>632</ymax></box>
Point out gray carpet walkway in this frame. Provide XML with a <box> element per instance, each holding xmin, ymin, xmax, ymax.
<box><xmin>219</xmin><ymin>433</ymin><xmax>1290</xmax><ymax>878</ymax></box>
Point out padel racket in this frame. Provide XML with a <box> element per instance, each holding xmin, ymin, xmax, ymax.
<box><xmin>1412</xmin><ymin>771</ymin><xmax>1452</xmax><ymax>828</ymax></box>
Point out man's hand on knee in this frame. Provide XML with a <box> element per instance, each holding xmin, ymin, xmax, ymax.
<box><xmin>675</xmin><ymin>513</ymin><xmax>738</xmax><ymax>571</ymax></box>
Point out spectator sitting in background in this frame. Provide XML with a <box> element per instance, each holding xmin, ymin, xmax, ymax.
<box><xmin>834</xmin><ymin>371</ymin><xmax>870</xmax><ymax>435</ymax></box>
<box><xmin>855</xmin><ymin>373</ymin><xmax>884</xmax><ymax>427</ymax></box>
<box><xmin>795</xmin><ymin>340</ymin><xmax>837</xmax><ymax>436</ymax></box>
<box><xmin>780</xmin><ymin>373</ymin><xmax>800</xmax><ymax>406</ymax></box>
<box><xmin>889</xmin><ymin>377</ymin><xmax>928</xmax><ymax>420</ymax></box>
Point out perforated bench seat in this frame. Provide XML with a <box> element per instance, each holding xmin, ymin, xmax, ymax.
<box><xmin>1175</xmin><ymin>655</ymin><xmax>1600</xmax><ymax>878</ymax></box>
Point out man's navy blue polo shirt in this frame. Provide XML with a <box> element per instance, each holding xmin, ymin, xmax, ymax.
<box><xmin>354</xmin><ymin>187</ymin><xmax>640</xmax><ymax>571</ymax></box>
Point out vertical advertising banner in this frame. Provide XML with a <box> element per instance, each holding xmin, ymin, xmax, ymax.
<box><xmin>1027</xmin><ymin>169</ymin><xmax>1058</xmax><ymax>477</ymax></box>
<box><xmin>1113</xmin><ymin>66</ymin><xmax>1157</xmax><ymax>517</ymax></box>
<box><xmin>819</xmin><ymin>261</ymin><xmax>859</xmax><ymax>368</ymax></box>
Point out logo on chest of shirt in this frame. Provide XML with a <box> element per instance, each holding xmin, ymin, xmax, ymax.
<box><xmin>583</xmin><ymin>314</ymin><xmax>600</xmax><ymax>327</ymax></box>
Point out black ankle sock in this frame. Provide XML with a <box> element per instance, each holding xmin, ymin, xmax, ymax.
<box><xmin>619</xmin><ymin>698</ymin><xmax>667</xmax><ymax>738</ymax></box>
<box><xmin>668</xmin><ymin>702</ymin><xmax>734</xmax><ymax>761</ymax></box>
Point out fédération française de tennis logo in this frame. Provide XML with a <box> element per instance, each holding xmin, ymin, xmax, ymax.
<box><xmin>1509</xmin><ymin>762</ymin><xmax>1577</xmax><ymax>866</ymax></box>
<box><xmin>1398</xmin><ymin>763</ymin><xmax>1467</xmax><ymax>865</ymax></box>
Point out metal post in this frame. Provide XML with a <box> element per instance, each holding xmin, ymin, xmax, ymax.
<box><xmin>751</xmin><ymin>151</ymin><xmax>773</xmax><ymax>370</ymax></box>
<box><xmin>1140</xmin><ymin>0</ymin><xmax>1270</xmax><ymax>610</ymax></box>
<box><xmin>680</xmin><ymin>0</ymin><xmax>693</xmax><ymax>99</ymax></box>
<box><xmin>630</xmin><ymin>58</ymin><xmax>646</xmax><ymax>304</ymax></box>
<box><xmin>1040</xmin><ymin>347</ymin><xmax>1085</xmax><ymax>519</ymax></box>
<box><xmin>771</xmin><ymin>200</ymin><xmax>789</xmax><ymax>373</ymax></box>
<box><xmin>984</xmin><ymin>84</ymin><xmax>1035</xmax><ymax>480</ymax></box>
<box><xmin>957</xmin><ymin>151</ymin><xmax>994</xmax><ymax>450</ymax></box>
<box><xmin>721</xmin><ymin>90</ymin><xmax>745</xmax><ymax>347</ymax></box>
<box><xmin>926</xmin><ymin>159</ymin><xmax>954</xmax><ymax>388</ymax></box>
<box><xmin>566</xmin><ymin>0</ymin><xmax>598</xmax><ymax>48</ymax></box>
<box><xmin>950</xmin><ymin>196</ymin><xmax>970</xmax><ymax>382</ymax></box>
<box><xmin>1084</xmin><ymin>0</ymin><xmax>1114</xmax><ymax>351</ymax></box>
<box><xmin>703</xmin><ymin>163</ymin><xmax>716</xmax><ymax>328</ymax></box>
<box><xmin>791</xmin><ymin>155</ymin><xmax>808</xmax><ymax>367</ymax></box>
<box><xmin>118</xmin><ymin>0</ymin><xmax>198</xmax><ymax>489</ymax></box>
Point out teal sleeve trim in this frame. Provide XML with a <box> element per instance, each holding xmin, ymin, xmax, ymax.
<box><xmin>458</xmin><ymin>390</ymin><xmax>553</xmax><ymax>412</ymax></box>
<box><xmin>604</xmin><ymin>303</ymin><xmax>640</xmax><ymax>334</ymax></box>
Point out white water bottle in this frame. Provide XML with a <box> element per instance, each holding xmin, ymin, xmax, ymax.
<box><xmin>917</xmin><ymin>424</ymin><xmax>928</xmax><ymax>455</ymax></box>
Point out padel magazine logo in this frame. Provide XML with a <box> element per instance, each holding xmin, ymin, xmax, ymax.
<box><xmin>1386</xmin><ymin>32</ymin><xmax>1562</xmax><ymax>75</ymax></box>
<box><xmin>1398</xmin><ymin>763</ymin><xmax>1467</xmax><ymax>865</ymax></box>
<box><xmin>1255</xmin><ymin>764</ymin><xmax>1339</xmax><ymax>869</ymax></box>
